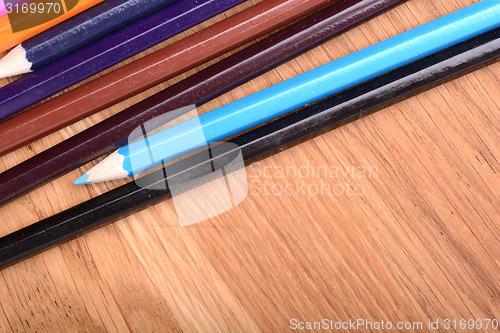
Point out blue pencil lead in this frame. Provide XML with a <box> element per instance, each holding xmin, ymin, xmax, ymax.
<box><xmin>74</xmin><ymin>174</ymin><xmax>90</xmax><ymax>186</ymax></box>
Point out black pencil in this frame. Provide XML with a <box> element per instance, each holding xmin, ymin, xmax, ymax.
<box><xmin>0</xmin><ymin>28</ymin><xmax>498</xmax><ymax>270</ymax></box>
<box><xmin>0</xmin><ymin>0</ymin><xmax>405</xmax><ymax>205</ymax></box>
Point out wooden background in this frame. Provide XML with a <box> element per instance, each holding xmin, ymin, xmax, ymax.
<box><xmin>0</xmin><ymin>0</ymin><xmax>499</xmax><ymax>331</ymax></box>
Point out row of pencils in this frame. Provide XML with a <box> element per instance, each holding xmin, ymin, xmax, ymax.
<box><xmin>0</xmin><ymin>0</ymin><xmax>499</xmax><ymax>268</ymax></box>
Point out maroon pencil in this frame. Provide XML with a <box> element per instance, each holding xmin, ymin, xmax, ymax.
<box><xmin>0</xmin><ymin>0</ymin><xmax>405</xmax><ymax>205</ymax></box>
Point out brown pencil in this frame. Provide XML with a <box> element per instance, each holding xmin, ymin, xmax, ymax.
<box><xmin>0</xmin><ymin>0</ymin><xmax>332</xmax><ymax>156</ymax></box>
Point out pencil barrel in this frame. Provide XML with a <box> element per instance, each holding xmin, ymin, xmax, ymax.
<box><xmin>1</xmin><ymin>28</ymin><xmax>498</xmax><ymax>270</ymax></box>
<box><xmin>0</xmin><ymin>0</ymin><xmax>405</xmax><ymax>204</ymax></box>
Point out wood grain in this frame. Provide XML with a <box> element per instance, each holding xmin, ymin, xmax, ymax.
<box><xmin>0</xmin><ymin>0</ymin><xmax>499</xmax><ymax>331</ymax></box>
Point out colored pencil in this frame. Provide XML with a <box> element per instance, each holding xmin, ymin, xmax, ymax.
<box><xmin>75</xmin><ymin>0</ymin><xmax>500</xmax><ymax>184</ymax></box>
<box><xmin>0</xmin><ymin>0</ymin><xmax>246</xmax><ymax>120</ymax></box>
<box><xmin>0</xmin><ymin>0</ymin><xmax>285</xmax><ymax>156</ymax></box>
<box><xmin>0</xmin><ymin>0</ymin><xmax>405</xmax><ymax>205</ymax></box>
<box><xmin>0</xmin><ymin>0</ymin><xmax>105</xmax><ymax>53</ymax></box>
<box><xmin>0</xmin><ymin>0</ymin><xmax>330</xmax><ymax>123</ymax></box>
<box><xmin>1</xmin><ymin>27</ymin><xmax>498</xmax><ymax>269</ymax></box>
<box><xmin>0</xmin><ymin>0</ymin><xmax>180</xmax><ymax>78</ymax></box>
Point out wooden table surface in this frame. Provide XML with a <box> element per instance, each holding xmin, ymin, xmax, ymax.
<box><xmin>0</xmin><ymin>0</ymin><xmax>499</xmax><ymax>331</ymax></box>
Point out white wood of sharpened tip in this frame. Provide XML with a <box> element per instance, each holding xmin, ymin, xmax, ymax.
<box><xmin>85</xmin><ymin>151</ymin><xmax>129</xmax><ymax>183</ymax></box>
<box><xmin>0</xmin><ymin>45</ymin><xmax>32</xmax><ymax>78</ymax></box>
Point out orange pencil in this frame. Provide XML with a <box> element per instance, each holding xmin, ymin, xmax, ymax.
<box><xmin>0</xmin><ymin>0</ymin><xmax>104</xmax><ymax>53</ymax></box>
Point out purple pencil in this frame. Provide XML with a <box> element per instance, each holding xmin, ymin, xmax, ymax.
<box><xmin>0</xmin><ymin>0</ymin><xmax>246</xmax><ymax>121</ymax></box>
<box><xmin>0</xmin><ymin>0</ymin><xmax>181</xmax><ymax>77</ymax></box>
<box><xmin>0</xmin><ymin>0</ymin><xmax>405</xmax><ymax>205</ymax></box>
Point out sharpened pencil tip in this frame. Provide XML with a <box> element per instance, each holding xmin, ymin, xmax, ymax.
<box><xmin>74</xmin><ymin>174</ymin><xmax>90</xmax><ymax>185</ymax></box>
<box><xmin>0</xmin><ymin>45</ymin><xmax>33</xmax><ymax>78</ymax></box>
<box><xmin>73</xmin><ymin>150</ymin><xmax>130</xmax><ymax>184</ymax></box>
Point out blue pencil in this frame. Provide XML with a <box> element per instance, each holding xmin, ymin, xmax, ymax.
<box><xmin>0</xmin><ymin>0</ymin><xmax>179</xmax><ymax>78</ymax></box>
<box><xmin>75</xmin><ymin>0</ymin><xmax>500</xmax><ymax>185</ymax></box>
<box><xmin>0</xmin><ymin>0</ymin><xmax>245</xmax><ymax>121</ymax></box>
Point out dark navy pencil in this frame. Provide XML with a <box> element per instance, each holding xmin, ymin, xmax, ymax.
<box><xmin>0</xmin><ymin>0</ymin><xmax>246</xmax><ymax>121</ymax></box>
<box><xmin>0</xmin><ymin>0</ymin><xmax>179</xmax><ymax>77</ymax></box>
<box><xmin>0</xmin><ymin>28</ymin><xmax>497</xmax><ymax>269</ymax></box>
<box><xmin>0</xmin><ymin>0</ymin><xmax>405</xmax><ymax>205</ymax></box>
